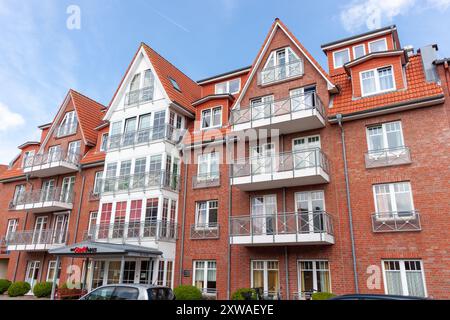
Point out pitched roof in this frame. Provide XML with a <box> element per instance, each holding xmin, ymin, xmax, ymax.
<box><xmin>329</xmin><ymin>55</ymin><xmax>444</xmax><ymax>116</ymax></box>
<box><xmin>80</xmin><ymin>149</ymin><xmax>106</xmax><ymax>165</ymax></box>
<box><xmin>141</xmin><ymin>43</ymin><xmax>201</xmax><ymax>113</ymax></box>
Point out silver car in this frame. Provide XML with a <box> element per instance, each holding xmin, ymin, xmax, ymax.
<box><xmin>80</xmin><ymin>284</ymin><xmax>175</xmax><ymax>300</ymax></box>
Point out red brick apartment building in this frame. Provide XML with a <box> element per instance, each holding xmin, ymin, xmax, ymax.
<box><xmin>0</xmin><ymin>19</ymin><xmax>449</xmax><ymax>299</ymax></box>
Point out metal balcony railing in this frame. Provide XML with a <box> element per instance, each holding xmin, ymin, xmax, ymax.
<box><xmin>371</xmin><ymin>211</ymin><xmax>421</xmax><ymax>233</ymax></box>
<box><xmin>365</xmin><ymin>146</ymin><xmax>412</xmax><ymax>169</ymax></box>
<box><xmin>23</xmin><ymin>149</ymin><xmax>80</xmax><ymax>169</ymax></box>
<box><xmin>124</xmin><ymin>86</ymin><xmax>154</xmax><ymax>107</ymax></box>
<box><xmin>9</xmin><ymin>187</ymin><xmax>75</xmax><ymax>209</ymax></box>
<box><xmin>199</xmin><ymin>288</ymin><xmax>218</xmax><ymax>300</ymax></box>
<box><xmin>56</xmin><ymin>122</ymin><xmax>78</xmax><ymax>138</ymax></box>
<box><xmin>258</xmin><ymin>59</ymin><xmax>304</xmax><ymax>85</ymax></box>
<box><xmin>88</xmin><ymin>190</ymin><xmax>101</xmax><ymax>202</ymax></box>
<box><xmin>230</xmin><ymin>92</ymin><xmax>324</xmax><ymax>126</ymax></box>
<box><xmin>107</xmin><ymin>124</ymin><xmax>183</xmax><ymax>151</ymax></box>
<box><xmin>190</xmin><ymin>224</ymin><xmax>220</xmax><ymax>240</ymax></box>
<box><xmin>231</xmin><ymin>148</ymin><xmax>329</xmax><ymax>178</ymax></box>
<box><xmin>98</xmin><ymin>170</ymin><xmax>180</xmax><ymax>194</ymax></box>
<box><xmin>192</xmin><ymin>173</ymin><xmax>221</xmax><ymax>189</ymax></box>
<box><xmin>253</xmin><ymin>289</ymin><xmax>283</xmax><ymax>300</ymax></box>
<box><xmin>230</xmin><ymin>211</ymin><xmax>334</xmax><ymax>238</ymax></box>
<box><xmin>83</xmin><ymin>220</ymin><xmax>177</xmax><ymax>243</ymax></box>
<box><xmin>5</xmin><ymin>229</ymin><xmax>68</xmax><ymax>247</ymax></box>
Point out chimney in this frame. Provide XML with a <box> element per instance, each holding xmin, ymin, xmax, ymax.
<box><xmin>420</xmin><ymin>44</ymin><xmax>439</xmax><ymax>83</ymax></box>
<box><xmin>404</xmin><ymin>45</ymin><xmax>414</xmax><ymax>57</ymax></box>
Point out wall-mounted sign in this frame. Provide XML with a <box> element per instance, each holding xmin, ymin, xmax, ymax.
<box><xmin>70</xmin><ymin>246</ymin><xmax>98</xmax><ymax>254</ymax></box>
<box><xmin>183</xmin><ymin>270</ymin><xmax>191</xmax><ymax>277</ymax></box>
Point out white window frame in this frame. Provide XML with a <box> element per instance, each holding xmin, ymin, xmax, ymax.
<box><xmin>297</xmin><ymin>260</ymin><xmax>332</xmax><ymax>295</ymax></box>
<box><xmin>200</xmin><ymin>106</ymin><xmax>222</xmax><ymax>130</ymax></box>
<box><xmin>372</xmin><ymin>182</ymin><xmax>415</xmax><ymax>220</ymax></box>
<box><xmin>22</xmin><ymin>150</ymin><xmax>35</xmax><ymax>168</ymax></box>
<box><xmin>58</xmin><ymin>111</ymin><xmax>77</xmax><ymax>137</ymax></box>
<box><xmin>195</xmin><ymin>200</ymin><xmax>218</xmax><ymax>229</ymax></box>
<box><xmin>368</xmin><ymin>38</ymin><xmax>388</xmax><ymax>53</ymax></box>
<box><xmin>6</xmin><ymin>219</ymin><xmax>18</xmax><ymax>239</ymax></box>
<box><xmin>197</xmin><ymin>152</ymin><xmax>219</xmax><ymax>179</ymax></box>
<box><xmin>333</xmin><ymin>48</ymin><xmax>350</xmax><ymax>68</ymax></box>
<box><xmin>192</xmin><ymin>260</ymin><xmax>217</xmax><ymax>295</ymax></box>
<box><xmin>381</xmin><ymin>260</ymin><xmax>427</xmax><ymax>297</ymax></box>
<box><xmin>100</xmin><ymin>133</ymin><xmax>109</xmax><ymax>152</ymax></box>
<box><xmin>250</xmin><ymin>260</ymin><xmax>280</xmax><ymax>296</ymax></box>
<box><xmin>13</xmin><ymin>184</ymin><xmax>26</xmax><ymax>204</ymax></box>
<box><xmin>215</xmin><ymin>78</ymin><xmax>241</xmax><ymax>95</ymax></box>
<box><xmin>366</xmin><ymin>121</ymin><xmax>405</xmax><ymax>153</ymax></box>
<box><xmin>353</xmin><ymin>44</ymin><xmax>366</xmax><ymax>59</ymax></box>
<box><xmin>46</xmin><ymin>260</ymin><xmax>61</xmax><ymax>284</ymax></box>
<box><xmin>360</xmin><ymin>65</ymin><xmax>396</xmax><ymax>97</ymax></box>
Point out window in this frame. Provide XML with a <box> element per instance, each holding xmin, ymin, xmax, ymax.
<box><xmin>6</xmin><ymin>219</ymin><xmax>18</xmax><ymax>239</ymax></box>
<box><xmin>215</xmin><ymin>78</ymin><xmax>241</xmax><ymax>95</ymax></box>
<box><xmin>112</xmin><ymin>286</ymin><xmax>140</xmax><ymax>300</ymax></box>
<box><xmin>353</xmin><ymin>44</ymin><xmax>366</xmax><ymax>59</ymax></box>
<box><xmin>193</xmin><ymin>261</ymin><xmax>217</xmax><ymax>295</ymax></box>
<box><xmin>298</xmin><ymin>261</ymin><xmax>331</xmax><ymax>295</ymax></box>
<box><xmin>201</xmin><ymin>107</ymin><xmax>222</xmax><ymax>129</ymax></box>
<box><xmin>197</xmin><ymin>153</ymin><xmax>219</xmax><ymax>179</ymax></box>
<box><xmin>333</xmin><ymin>48</ymin><xmax>350</xmax><ymax>68</ymax></box>
<box><xmin>251</xmin><ymin>95</ymin><xmax>274</xmax><ymax>120</ymax></box>
<box><xmin>128</xmin><ymin>200</ymin><xmax>143</xmax><ymax>238</ymax></box>
<box><xmin>46</xmin><ymin>260</ymin><xmax>61</xmax><ymax>284</ymax></box>
<box><xmin>67</xmin><ymin>140</ymin><xmax>81</xmax><ymax>163</ymax></box>
<box><xmin>145</xmin><ymin>198</ymin><xmax>159</xmax><ymax>222</ymax></box>
<box><xmin>195</xmin><ymin>201</ymin><xmax>218</xmax><ymax>228</ymax></box>
<box><xmin>99</xmin><ymin>203</ymin><xmax>112</xmax><ymax>239</ymax></box>
<box><xmin>169</xmin><ymin>78</ymin><xmax>181</xmax><ymax>92</ymax></box>
<box><xmin>383</xmin><ymin>260</ymin><xmax>426</xmax><ymax>297</ymax></box>
<box><xmin>118</xmin><ymin>160</ymin><xmax>132</xmax><ymax>191</ymax></box>
<box><xmin>109</xmin><ymin>122</ymin><xmax>122</xmax><ymax>149</ymax></box>
<box><xmin>369</xmin><ymin>38</ymin><xmax>388</xmax><ymax>53</ymax></box>
<box><xmin>93</xmin><ymin>171</ymin><xmax>103</xmax><ymax>195</ymax></box>
<box><xmin>261</xmin><ymin>47</ymin><xmax>302</xmax><ymax>84</ymax></box>
<box><xmin>133</xmin><ymin>158</ymin><xmax>146</xmax><ymax>188</ymax></box>
<box><xmin>84</xmin><ymin>286</ymin><xmax>115</xmax><ymax>300</ymax></box>
<box><xmin>12</xmin><ymin>185</ymin><xmax>26</xmax><ymax>205</ymax></box>
<box><xmin>166</xmin><ymin>261</ymin><xmax>173</xmax><ymax>288</ymax></box>
<box><xmin>58</xmin><ymin>111</ymin><xmax>78</xmax><ymax>137</ymax></box>
<box><xmin>113</xmin><ymin>202</ymin><xmax>127</xmax><ymax>238</ymax></box>
<box><xmin>367</xmin><ymin>121</ymin><xmax>404</xmax><ymax>152</ymax></box>
<box><xmin>295</xmin><ymin>191</ymin><xmax>326</xmax><ymax>233</ymax></box>
<box><xmin>360</xmin><ymin>66</ymin><xmax>395</xmax><ymax>96</ymax></box>
<box><xmin>87</xmin><ymin>212</ymin><xmax>98</xmax><ymax>237</ymax></box>
<box><xmin>100</xmin><ymin>133</ymin><xmax>108</xmax><ymax>152</ymax></box>
<box><xmin>251</xmin><ymin>261</ymin><xmax>280</xmax><ymax>299</ymax></box>
<box><xmin>373</xmin><ymin>182</ymin><xmax>414</xmax><ymax>218</ymax></box>
<box><xmin>156</xmin><ymin>260</ymin><xmax>173</xmax><ymax>286</ymax></box>
<box><xmin>60</xmin><ymin>176</ymin><xmax>75</xmax><ymax>203</ymax></box>
<box><xmin>22</xmin><ymin>150</ymin><xmax>35</xmax><ymax>168</ymax></box>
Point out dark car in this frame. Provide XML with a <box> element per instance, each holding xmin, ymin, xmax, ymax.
<box><xmin>329</xmin><ymin>294</ymin><xmax>427</xmax><ymax>300</ymax></box>
<box><xmin>80</xmin><ymin>284</ymin><xmax>175</xmax><ymax>300</ymax></box>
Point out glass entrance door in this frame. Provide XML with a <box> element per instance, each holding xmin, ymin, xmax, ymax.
<box><xmin>25</xmin><ymin>261</ymin><xmax>41</xmax><ymax>290</ymax></box>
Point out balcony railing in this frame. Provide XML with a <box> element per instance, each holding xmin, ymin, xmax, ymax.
<box><xmin>124</xmin><ymin>86</ymin><xmax>154</xmax><ymax>107</ymax></box>
<box><xmin>192</xmin><ymin>173</ymin><xmax>221</xmax><ymax>189</ymax></box>
<box><xmin>88</xmin><ymin>190</ymin><xmax>101</xmax><ymax>202</ymax></box>
<box><xmin>365</xmin><ymin>146</ymin><xmax>412</xmax><ymax>169</ymax></box>
<box><xmin>230</xmin><ymin>92</ymin><xmax>324</xmax><ymax>126</ymax></box>
<box><xmin>107</xmin><ymin>124</ymin><xmax>183</xmax><ymax>151</ymax></box>
<box><xmin>9</xmin><ymin>187</ymin><xmax>75</xmax><ymax>209</ymax></box>
<box><xmin>258</xmin><ymin>59</ymin><xmax>304</xmax><ymax>85</ymax></box>
<box><xmin>253</xmin><ymin>289</ymin><xmax>283</xmax><ymax>300</ymax></box>
<box><xmin>56</xmin><ymin>122</ymin><xmax>78</xmax><ymax>138</ymax></box>
<box><xmin>371</xmin><ymin>211</ymin><xmax>421</xmax><ymax>233</ymax></box>
<box><xmin>98</xmin><ymin>170</ymin><xmax>180</xmax><ymax>194</ymax></box>
<box><xmin>83</xmin><ymin>220</ymin><xmax>177</xmax><ymax>243</ymax></box>
<box><xmin>23</xmin><ymin>149</ymin><xmax>80</xmax><ymax>169</ymax></box>
<box><xmin>190</xmin><ymin>224</ymin><xmax>220</xmax><ymax>240</ymax></box>
<box><xmin>5</xmin><ymin>229</ymin><xmax>68</xmax><ymax>249</ymax></box>
<box><xmin>232</xmin><ymin>148</ymin><xmax>330</xmax><ymax>178</ymax></box>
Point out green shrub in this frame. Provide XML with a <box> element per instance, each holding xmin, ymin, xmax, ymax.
<box><xmin>231</xmin><ymin>288</ymin><xmax>257</xmax><ymax>300</ymax></box>
<box><xmin>7</xmin><ymin>281</ymin><xmax>31</xmax><ymax>297</ymax></box>
<box><xmin>0</xmin><ymin>279</ymin><xmax>12</xmax><ymax>294</ymax></box>
<box><xmin>33</xmin><ymin>282</ymin><xmax>54</xmax><ymax>298</ymax></box>
<box><xmin>312</xmin><ymin>292</ymin><xmax>336</xmax><ymax>300</ymax></box>
<box><xmin>173</xmin><ymin>285</ymin><xmax>203</xmax><ymax>300</ymax></box>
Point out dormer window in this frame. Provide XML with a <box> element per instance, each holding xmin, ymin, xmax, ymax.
<box><xmin>57</xmin><ymin>111</ymin><xmax>77</xmax><ymax>137</ymax></box>
<box><xmin>369</xmin><ymin>38</ymin><xmax>388</xmax><ymax>53</ymax></box>
<box><xmin>22</xmin><ymin>150</ymin><xmax>35</xmax><ymax>168</ymax></box>
<box><xmin>201</xmin><ymin>106</ymin><xmax>222</xmax><ymax>130</ymax></box>
<box><xmin>125</xmin><ymin>69</ymin><xmax>154</xmax><ymax>106</ymax></box>
<box><xmin>259</xmin><ymin>47</ymin><xmax>303</xmax><ymax>85</ymax></box>
<box><xmin>215</xmin><ymin>78</ymin><xmax>241</xmax><ymax>95</ymax></box>
<box><xmin>353</xmin><ymin>44</ymin><xmax>366</xmax><ymax>59</ymax></box>
<box><xmin>333</xmin><ymin>48</ymin><xmax>350</xmax><ymax>68</ymax></box>
<box><xmin>360</xmin><ymin>66</ymin><xmax>395</xmax><ymax>97</ymax></box>
<box><xmin>169</xmin><ymin>78</ymin><xmax>181</xmax><ymax>92</ymax></box>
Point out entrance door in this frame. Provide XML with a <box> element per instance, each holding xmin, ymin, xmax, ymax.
<box><xmin>139</xmin><ymin>260</ymin><xmax>154</xmax><ymax>284</ymax></box>
<box><xmin>32</xmin><ymin>216</ymin><xmax>48</xmax><ymax>244</ymax></box>
<box><xmin>251</xmin><ymin>144</ymin><xmax>275</xmax><ymax>175</ymax></box>
<box><xmin>53</xmin><ymin>214</ymin><xmax>69</xmax><ymax>244</ymax></box>
<box><xmin>122</xmin><ymin>261</ymin><xmax>136</xmax><ymax>284</ymax></box>
<box><xmin>25</xmin><ymin>261</ymin><xmax>41</xmax><ymax>290</ymax></box>
<box><xmin>295</xmin><ymin>191</ymin><xmax>325</xmax><ymax>233</ymax></box>
<box><xmin>251</xmin><ymin>195</ymin><xmax>277</xmax><ymax>235</ymax></box>
<box><xmin>107</xmin><ymin>261</ymin><xmax>121</xmax><ymax>284</ymax></box>
<box><xmin>293</xmin><ymin>136</ymin><xmax>321</xmax><ymax>169</ymax></box>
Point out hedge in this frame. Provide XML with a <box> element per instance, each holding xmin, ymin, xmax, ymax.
<box><xmin>7</xmin><ymin>281</ymin><xmax>31</xmax><ymax>297</ymax></box>
<box><xmin>33</xmin><ymin>282</ymin><xmax>54</xmax><ymax>298</ymax></box>
<box><xmin>231</xmin><ymin>288</ymin><xmax>257</xmax><ymax>300</ymax></box>
<box><xmin>0</xmin><ymin>279</ymin><xmax>11</xmax><ymax>294</ymax></box>
<box><xmin>173</xmin><ymin>285</ymin><xmax>203</xmax><ymax>300</ymax></box>
<box><xmin>312</xmin><ymin>292</ymin><xmax>336</xmax><ymax>300</ymax></box>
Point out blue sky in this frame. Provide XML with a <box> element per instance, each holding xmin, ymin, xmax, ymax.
<box><xmin>0</xmin><ymin>0</ymin><xmax>449</xmax><ymax>164</ymax></box>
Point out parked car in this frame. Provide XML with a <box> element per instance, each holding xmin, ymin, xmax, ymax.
<box><xmin>80</xmin><ymin>284</ymin><xmax>175</xmax><ymax>300</ymax></box>
<box><xmin>329</xmin><ymin>294</ymin><xmax>427</xmax><ymax>300</ymax></box>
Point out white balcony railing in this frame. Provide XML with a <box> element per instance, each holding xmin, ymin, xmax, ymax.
<box><xmin>23</xmin><ymin>149</ymin><xmax>80</xmax><ymax>169</ymax></box>
<box><xmin>365</xmin><ymin>146</ymin><xmax>412</xmax><ymax>169</ymax></box>
<box><xmin>190</xmin><ymin>224</ymin><xmax>220</xmax><ymax>240</ymax></box>
<box><xmin>9</xmin><ymin>187</ymin><xmax>74</xmax><ymax>211</ymax></box>
<box><xmin>124</xmin><ymin>86</ymin><xmax>154</xmax><ymax>107</ymax></box>
<box><xmin>258</xmin><ymin>59</ymin><xmax>304</xmax><ymax>85</ymax></box>
<box><xmin>5</xmin><ymin>229</ymin><xmax>68</xmax><ymax>250</ymax></box>
<box><xmin>192</xmin><ymin>173</ymin><xmax>221</xmax><ymax>189</ymax></box>
<box><xmin>56</xmin><ymin>122</ymin><xmax>78</xmax><ymax>138</ymax></box>
<box><xmin>371</xmin><ymin>211</ymin><xmax>421</xmax><ymax>233</ymax></box>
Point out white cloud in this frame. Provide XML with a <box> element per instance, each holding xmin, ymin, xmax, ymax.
<box><xmin>340</xmin><ymin>0</ymin><xmax>450</xmax><ymax>31</ymax></box>
<box><xmin>0</xmin><ymin>102</ymin><xmax>25</xmax><ymax>131</ymax></box>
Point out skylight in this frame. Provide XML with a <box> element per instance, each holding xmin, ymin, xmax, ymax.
<box><xmin>169</xmin><ymin>77</ymin><xmax>181</xmax><ymax>92</ymax></box>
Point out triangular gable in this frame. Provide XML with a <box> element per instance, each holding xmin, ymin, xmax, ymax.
<box><xmin>233</xmin><ymin>19</ymin><xmax>336</xmax><ymax>110</ymax></box>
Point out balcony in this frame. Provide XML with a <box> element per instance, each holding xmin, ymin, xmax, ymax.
<box><xmin>83</xmin><ymin>220</ymin><xmax>177</xmax><ymax>244</ymax></box>
<box><xmin>124</xmin><ymin>86</ymin><xmax>154</xmax><ymax>107</ymax></box>
<box><xmin>9</xmin><ymin>188</ymin><xmax>74</xmax><ymax>213</ymax></box>
<box><xmin>230</xmin><ymin>92</ymin><xmax>325</xmax><ymax>135</ymax></box>
<box><xmin>5</xmin><ymin>229</ymin><xmax>68</xmax><ymax>251</ymax></box>
<box><xmin>231</xmin><ymin>148</ymin><xmax>330</xmax><ymax>191</ymax></box>
<box><xmin>371</xmin><ymin>211</ymin><xmax>421</xmax><ymax>233</ymax></box>
<box><xmin>192</xmin><ymin>173</ymin><xmax>221</xmax><ymax>189</ymax></box>
<box><xmin>365</xmin><ymin>146</ymin><xmax>412</xmax><ymax>169</ymax></box>
<box><xmin>190</xmin><ymin>224</ymin><xmax>220</xmax><ymax>240</ymax></box>
<box><xmin>107</xmin><ymin>124</ymin><xmax>184</xmax><ymax>151</ymax></box>
<box><xmin>23</xmin><ymin>149</ymin><xmax>80</xmax><ymax>177</ymax></box>
<box><xmin>98</xmin><ymin>171</ymin><xmax>180</xmax><ymax>195</ymax></box>
<box><xmin>258</xmin><ymin>59</ymin><xmax>304</xmax><ymax>86</ymax></box>
<box><xmin>230</xmin><ymin>211</ymin><xmax>334</xmax><ymax>246</ymax></box>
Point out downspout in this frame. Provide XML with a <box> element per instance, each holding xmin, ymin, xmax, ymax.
<box><xmin>336</xmin><ymin>114</ymin><xmax>359</xmax><ymax>293</ymax></box>
<box><xmin>227</xmin><ymin>163</ymin><xmax>232</xmax><ymax>300</ymax></box>
<box><xmin>178</xmin><ymin>161</ymin><xmax>188</xmax><ymax>286</ymax></box>
<box><xmin>282</xmin><ymin>187</ymin><xmax>289</xmax><ymax>300</ymax></box>
<box><xmin>70</xmin><ymin>174</ymin><xmax>86</xmax><ymax>269</ymax></box>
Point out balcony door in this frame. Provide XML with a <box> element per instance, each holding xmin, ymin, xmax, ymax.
<box><xmin>25</xmin><ymin>261</ymin><xmax>41</xmax><ymax>290</ymax></box>
<box><xmin>53</xmin><ymin>214</ymin><xmax>69</xmax><ymax>244</ymax></box>
<box><xmin>67</xmin><ymin>140</ymin><xmax>81</xmax><ymax>163</ymax></box>
<box><xmin>290</xmin><ymin>86</ymin><xmax>316</xmax><ymax>112</ymax></box>
<box><xmin>41</xmin><ymin>180</ymin><xmax>55</xmax><ymax>202</ymax></box>
<box><xmin>293</xmin><ymin>136</ymin><xmax>321</xmax><ymax>169</ymax></box>
<box><xmin>152</xmin><ymin>111</ymin><xmax>166</xmax><ymax>140</ymax></box>
<box><xmin>251</xmin><ymin>95</ymin><xmax>274</xmax><ymax>120</ymax></box>
<box><xmin>137</xmin><ymin>113</ymin><xmax>151</xmax><ymax>144</ymax></box>
<box><xmin>295</xmin><ymin>191</ymin><xmax>325</xmax><ymax>234</ymax></box>
<box><xmin>32</xmin><ymin>216</ymin><xmax>48</xmax><ymax>244</ymax></box>
<box><xmin>123</xmin><ymin>117</ymin><xmax>137</xmax><ymax>147</ymax></box>
<box><xmin>60</xmin><ymin>176</ymin><xmax>75</xmax><ymax>203</ymax></box>
<box><xmin>251</xmin><ymin>195</ymin><xmax>277</xmax><ymax>235</ymax></box>
<box><xmin>48</xmin><ymin>145</ymin><xmax>62</xmax><ymax>163</ymax></box>
<box><xmin>251</xmin><ymin>143</ymin><xmax>274</xmax><ymax>175</ymax></box>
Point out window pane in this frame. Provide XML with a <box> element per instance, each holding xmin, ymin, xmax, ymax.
<box><xmin>406</xmin><ymin>271</ymin><xmax>425</xmax><ymax>297</ymax></box>
<box><xmin>354</xmin><ymin>45</ymin><xmax>365</xmax><ymax>59</ymax></box>
<box><xmin>375</xmin><ymin>185</ymin><xmax>392</xmax><ymax>213</ymax></box>
<box><xmin>385</xmin><ymin>122</ymin><xmax>403</xmax><ymax>148</ymax></box>
<box><xmin>368</xmin><ymin>126</ymin><xmax>384</xmax><ymax>151</ymax></box>
<box><xmin>334</xmin><ymin>50</ymin><xmax>349</xmax><ymax>67</ymax></box>
<box><xmin>215</xmin><ymin>82</ymin><xmax>227</xmax><ymax>94</ymax></box>
<box><xmin>212</xmin><ymin>108</ymin><xmax>221</xmax><ymax>127</ymax></box>
<box><xmin>362</xmin><ymin>70</ymin><xmax>376</xmax><ymax>95</ymax></box>
<box><xmin>229</xmin><ymin>79</ymin><xmax>240</xmax><ymax>94</ymax></box>
<box><xmin>378</xmin><ymin>67</ymin><xmax>394</xmax><ymax>91</ymax></box>
<box><xmin>370</xmin><ymin>39</ymin><xmax>387</xmax><ymax>53</ymax></box>
<box><xmin>202</xmin><ymin>110</ymin><xmax>211</xmax><ymax>128</ymax></box>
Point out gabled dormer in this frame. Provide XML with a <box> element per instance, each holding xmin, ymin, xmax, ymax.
<box><xmin>258</xmin><ymin>46</ymin><xmax>303</xmax><ymax>86</ymax></box>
